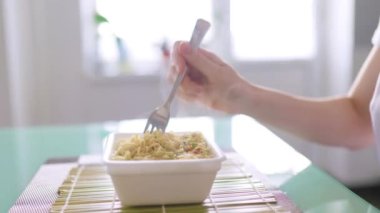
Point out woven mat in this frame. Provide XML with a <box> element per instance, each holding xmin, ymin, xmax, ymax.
<box><xmin>50</xmin><ymin>157</ymin><xmax>292</xmax><ymax>213</ymax></box>
<box><xmin>9</xmin><ymin>154</ymin><xmax>299</xmax><ymax>212</ymax></box>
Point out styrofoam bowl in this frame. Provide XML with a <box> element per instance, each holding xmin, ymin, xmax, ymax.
<box><xmin>103</xmin><ymin>132</ymin><xmax>226</xmax><ymax>206</ymax></box>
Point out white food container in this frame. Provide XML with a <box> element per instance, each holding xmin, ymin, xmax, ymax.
<box><xmin>103</xmin><ymin>132</ymin><xmax>226</xmax><ymax>206</ymax></box>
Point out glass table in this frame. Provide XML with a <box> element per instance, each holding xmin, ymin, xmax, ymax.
<box><xmin>0</xmin><ymin>115</ymin><xmax>379</xmax><ymax>213</ymax></box>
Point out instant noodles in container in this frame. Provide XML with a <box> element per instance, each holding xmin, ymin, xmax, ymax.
<box><xmin>103</xmin><ymin>131</ymin><xmax>226</xmax><ymax>206</ymax></box>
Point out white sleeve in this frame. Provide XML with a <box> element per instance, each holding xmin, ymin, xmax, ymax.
<box><xmin>372</xmin><ymin>17</ymin><xmax>380</xmax><ymax>46</ymax></box>
<box><xmin>371</xmin><ymin>74</ymin><xmax>380</xmax><ymax>164</ymax></box>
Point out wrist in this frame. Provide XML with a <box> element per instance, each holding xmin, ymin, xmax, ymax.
<box><xmin>224</xmin><ymin>79</ymin><xmax>257</xmax><ymax>114</ymax></box>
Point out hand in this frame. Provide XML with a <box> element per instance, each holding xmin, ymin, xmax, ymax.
<box><xmin>168</xmin><ymin>41</ymin><xmax>249</xmax><ymax>113</ymax></box>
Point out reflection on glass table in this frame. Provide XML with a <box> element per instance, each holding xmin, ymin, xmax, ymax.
<box><xmin>0</xmin><ymin>115</ymin><xmax>379</xmax><ymax>213</ymax></box>
<box><xmin>230</xmin><ymin>115</ymin><xmax>379</xmax><ymax>213</ymax></box>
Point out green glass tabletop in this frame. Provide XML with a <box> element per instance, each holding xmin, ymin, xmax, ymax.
<box><xmin>0</xmin><ymin>116</ymin><xmax>378</xmax><ymax>213</ymax></box>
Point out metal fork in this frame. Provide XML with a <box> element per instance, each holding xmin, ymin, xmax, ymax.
<box><xmin>143</xmin><ymin>19</ymin><xmax>211</xmax><ymax>133</ymax></box>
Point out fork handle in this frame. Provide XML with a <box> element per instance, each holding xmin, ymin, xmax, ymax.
<box><xmin>164</xmin><ymin>19</ymin><xmax>211</xmax><ymax>106</ymax></box>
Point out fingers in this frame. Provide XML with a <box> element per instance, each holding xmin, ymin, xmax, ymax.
<box><xmin>171</xmin><ymin>41</ymin><xmax>187</xmax><ymax>74</ymax></box>
<box><xmin>177</xmin><ymin>76</ymin><xmax>204</xmax><ymax>102</ymax></box>
<box><xmin>187</xmin><ymin>68</ymin><xmax>208</xmax><ymax>85</ymax></box>
<box><xmin>177</xmin><ymin>78</ymin><xmax>201</xmax><ymax>101</ymax></box>
<box><xmin>171</xmin><ymin>41</ymin><xmax>227</xmax><ymax>79</ymax></box>
<box><xmin>169</xmin><ymin>40</ymin><xmax>226</xmax><ymax>105</ymax></box>
<box><xmin>167</xmin><ymin>64</ymin><xmax>177</xmax><ymax>83</ymax></box>
<box><xmin>167</xmin><ymin>63</ymin><xmax>204</xmax><ymax>100</ymax></box>
<box><xmin>197</xmin><ymin>48</ymin><xmax>226</xmax><ymax>66</ymax></box>
<box><xmin>168</xmin><ymin>50</ymin><xmax>208</xmax><ymax>86</ymax></box>
<box><xmin>178</xmin><ymin>42</ymin><xmax>221</xmax><ymax>78</ymax></box>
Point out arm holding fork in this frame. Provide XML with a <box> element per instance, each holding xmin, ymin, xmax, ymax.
<box><xmin>168</xmin><ymin>41</ymin><xmax>380</xmax><ymax>150</ymax></box>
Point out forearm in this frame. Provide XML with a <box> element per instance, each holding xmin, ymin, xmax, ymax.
<box><xmin>229</xmin><ymin>82</ymin><xmax>374</xmax><ymax>149</ymax></box>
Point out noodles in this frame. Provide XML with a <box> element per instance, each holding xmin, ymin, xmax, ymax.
<box><xmin>111</xmin><ymin>131</ymin><xmax>214</xmax><ymax>160</ymax></box>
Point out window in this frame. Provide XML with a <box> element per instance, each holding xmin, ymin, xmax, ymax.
<box><xmin>94</xmin><ymin>0</ymin><xmax>212</xmax><ymax>76</ymax></box>
<box><xmin>90</xmin><ymin>0</ymin><xmax>315</xmax><ymax>77</ymax></box>
<box><xmin>230</xmin><ymin>0</ymin><xmax>315</xmax><ymax>60</ymax></box>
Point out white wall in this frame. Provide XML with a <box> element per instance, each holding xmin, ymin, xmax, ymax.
<box><xmin>2</xmin><ymin>0</ymin><xmax>39</xmax><ymax>127</ymax></box>
<box><xmin>31</xmin><ymin>1</ymin><xmax>162</xmax><ymax>124</ymax></box>
<box><xmin>5</xmin><ymin>0</ymin><xmax>165</xmax><ymax>126</ymax></box>
<box><xmin>0</xmin><ymin>0</ymin><xmax>12</xmax><ymax>127</ymax></box>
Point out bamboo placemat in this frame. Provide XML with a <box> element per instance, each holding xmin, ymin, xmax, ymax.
<box><xmin>50</xmin><ymin>157</ymin><xmax>291</xmax><ymax>213</ymax></box>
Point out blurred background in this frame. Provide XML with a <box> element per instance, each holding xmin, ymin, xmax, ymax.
<box><xmin>0</xmin><ymin>0</ymin><xmax>380</xmax><ymax>205</ymax></box>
